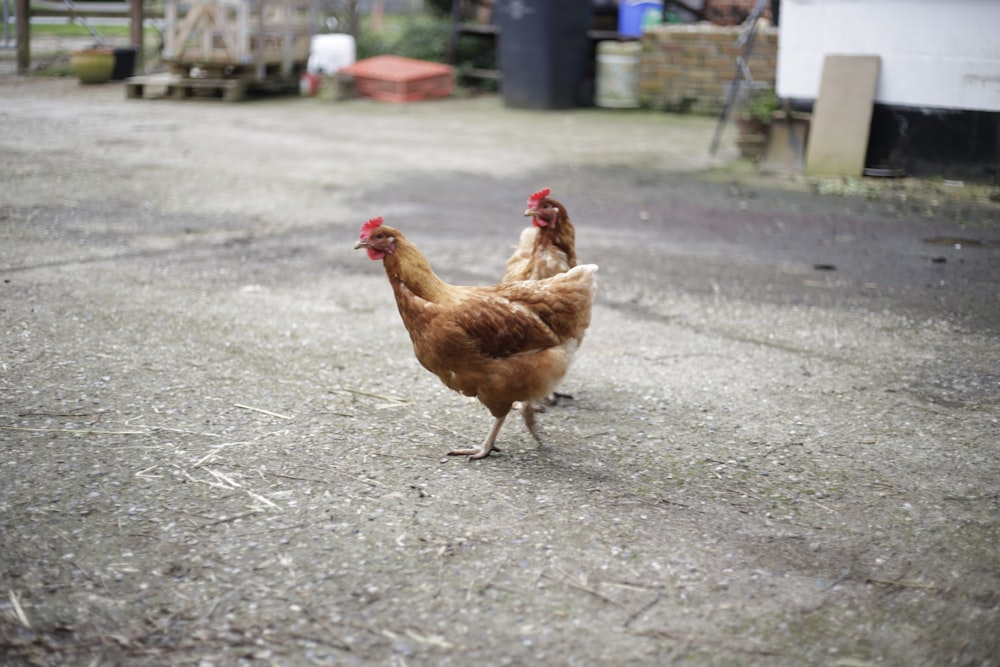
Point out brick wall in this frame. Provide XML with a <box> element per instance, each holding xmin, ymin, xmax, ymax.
<box><xmin>636</xmin><ymin>23</ymin><xmax>778</xmax><ymax>115</ymax></box>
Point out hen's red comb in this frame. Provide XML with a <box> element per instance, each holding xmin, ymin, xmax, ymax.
<box><xmin>527</xmin><ymin>187</ymin><xmax>551</xmax><ymax>208</ymax></box>
<box><xmin>359</xmin><ymin>216</ymin><xmax>384</xmax><ymax>239</ymax></box>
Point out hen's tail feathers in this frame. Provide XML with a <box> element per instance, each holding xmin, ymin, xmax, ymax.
<box><xmin>566</xmin><ymin>263</ymin><xmax>599</xmax><ymax>291</ymax></box>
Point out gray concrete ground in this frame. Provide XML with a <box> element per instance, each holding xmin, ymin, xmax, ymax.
<box><xmin>1</xmin><ymin>75</ymin><xmax>999</xmax><ymax>666</ymax></box>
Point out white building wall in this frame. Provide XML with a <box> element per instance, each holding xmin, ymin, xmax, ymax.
<box><xmin>776</xmin><ymin>0</ymin><xmax>1000</xmax><ymax>111</ymax></box>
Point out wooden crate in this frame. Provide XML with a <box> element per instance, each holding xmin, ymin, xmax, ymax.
<box><xmin>163</xmin><ymin>0</ymin><xmax>314</xmax><ymax>79</ymax></box>
<box><xmin>339</xmin><ymin>56</ymin><xmax>454</xmax><ymax>103</ymax></box>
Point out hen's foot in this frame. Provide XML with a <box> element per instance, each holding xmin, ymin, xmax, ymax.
<box><xmin>448</xmin><ymin>445</ymin><xmax>500</xmax><ymax>460</ymax></box>
<box><xmin>544</xmin><ymin>391</ymin><xmax>575</xmax><ymax>406</ymax></box>
<box><xmin>449</xmin><ymin>414</ymin><xmax>507</xmax><ymax>460</ymax></box>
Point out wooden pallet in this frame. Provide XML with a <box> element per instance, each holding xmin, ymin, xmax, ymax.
<box><xmin>124</xmin><ymin>72</ymin><xmax>298</xmax><ymax>101</ymax></box>
<box><xmin>163</xmin><ymin>0</ymin><xmax>312</xmax><ymax>79</ymax></box>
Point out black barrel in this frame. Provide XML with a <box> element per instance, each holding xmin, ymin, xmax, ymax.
<box><xmin>497</xmin><ymin>0</ymin><xmax>594</xmax><ymax>109</ymax></box>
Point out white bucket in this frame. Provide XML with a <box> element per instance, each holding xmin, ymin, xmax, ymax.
<box><xmin>595</xmin><ymin>41</ymin><xmax>641</xmax><ymax>109</ymax></box>
<box><xmin>307</xmin><ymin>34</ymin><xmax>356</xmax><ymax>75</ymax></box>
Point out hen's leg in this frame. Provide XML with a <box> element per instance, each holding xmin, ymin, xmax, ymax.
<box><xmin>522</xmin><ymin>402</ymin><xmax>544</xmax><ymax>445</ymax></box>
<box><xmin>448</xmin><ymin>414</ymin><xmax>506</xmax><ymax>460</ymax></box>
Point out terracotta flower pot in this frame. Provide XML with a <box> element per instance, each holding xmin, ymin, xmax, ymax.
<box><xmin>71</xmin><ymin>48</ymin><xmax>115</xmax><ymax>84</ymax></box>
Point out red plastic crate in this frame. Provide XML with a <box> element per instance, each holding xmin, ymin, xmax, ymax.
<box><xmin>339</xmin><ymin>55</ymin><xmax>454</xmax><ymax>103</ymax></box>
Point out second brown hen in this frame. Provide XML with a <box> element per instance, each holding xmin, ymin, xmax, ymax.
<box><xmin>503</xmin><ymin>187</ymin><xmax>581</xmax><ymax>405</ymax></box>
<box><xmin>502</xmin><ymin>187</ymin><xmax>577</xmax><ymax>282</ymax></box>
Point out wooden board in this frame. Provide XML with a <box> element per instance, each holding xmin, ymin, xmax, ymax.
<box><xmin>804</xmin><ymin>55</ymin><xmax>881</xmax><ymax>177</ymax></box>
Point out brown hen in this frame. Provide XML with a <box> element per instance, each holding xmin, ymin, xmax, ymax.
<box><xmin>355</xmin><ymin>217</ymin><xmax>597</xmax><ymax>459</ymax></box>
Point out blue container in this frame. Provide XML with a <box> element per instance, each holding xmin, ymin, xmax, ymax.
<box><xmin>618</xmin><ymin>0</ymin><xmax>664</xmax><ymax>38</ymax></box>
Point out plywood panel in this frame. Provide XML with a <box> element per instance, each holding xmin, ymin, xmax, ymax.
<box><xmin>805</xmin><ymin>55</ymin><xmax>881</xmax><ymax>177</ymax></box>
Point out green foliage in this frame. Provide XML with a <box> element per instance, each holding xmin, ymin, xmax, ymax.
<box><xmin>390</xmin><ymin>14</ymin><xmax>452</xmax><ymax>62</ymax></box>
<box><xmin>349</xmin><ymin>10</ymin><xmax>498</xmax><ymax>90</ymax></box>
<box><xmin>353</xmin><ymin>12</ymin><xmax>497</xmax><ymax>87</ymax></box>
<box><xmin>455</xmin><ymin>33</ymin><xmax>496</xmax><ymax>73</ymax></box>
<box><xmin>356</xmin><ymin>14</ymin><xmax>452</xmax><ymax>62</ymax></box>
<box><xmin>354</xmin><ymin>25</ymin><xmax>388</xmax><ymax>60</ymax></box>
<box><xmin>424</xmin><ymin>0</ymin><xmax>452</xmax><ymax>16</ymax></box>
<box><xmin>743</xmin><ymin>87</ymin><xmax>778</xmax><ymax>124</ymax></box>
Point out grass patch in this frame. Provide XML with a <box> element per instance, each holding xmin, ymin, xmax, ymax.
<box><xmin>31</xmin><ymin>61</ymin><xmax>75</xmax><ymax>77</ymax></box>
<box><xmin>31</xmin><ymin>22</ymin><xmax>133</xmax><ymax>38</ymax></box>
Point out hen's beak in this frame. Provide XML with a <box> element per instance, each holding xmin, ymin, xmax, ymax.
<box><xmin>354</xmin><ymin>239</ymin><xmax>369</xmax><ymax>250</ymax></box>
<box><xmin>523</xmin><ymin>207</ymin><xmax>537</xmax><ymax>217</ymax></box>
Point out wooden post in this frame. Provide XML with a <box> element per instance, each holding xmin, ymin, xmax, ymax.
<box><xmin>130</xmin><ymin>0</ymin><xmax>144</xmax><ymax>72</ymax></box>
<box><xmin>15</xmin><ymin>0</ymin><xmax>29</xmax><ymax>75</ymax></box>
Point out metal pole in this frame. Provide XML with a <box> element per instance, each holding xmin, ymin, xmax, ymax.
<box><xmin>709</xmin><ymin>0</ymin><xmax>769</xmax><ymax>155</ymax></box>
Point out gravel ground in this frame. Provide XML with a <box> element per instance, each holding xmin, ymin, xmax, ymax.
<box><xmin>1</xmin><ymin>76</ymin><xmax>999</xmax><ymax>666</ymax></box>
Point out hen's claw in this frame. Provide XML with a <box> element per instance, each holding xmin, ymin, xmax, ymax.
<box><xmin>448</xmin><ymin>446</ymin><xmax>499</xmax><ymax>460</ymax></box>
<box><xmin>448</xmin><ymin>414</ymin><xmax>507</xmax><ymax>460</ymax></box>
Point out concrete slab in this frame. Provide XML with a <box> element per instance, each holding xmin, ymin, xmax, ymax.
<box><xmin>762</xmin><ymin>111</ymin><xmax>810</xmax><ymax>173</ymax></box>
<box><xmin>804</xmin><ymin>54</ymin><xmax>881</xmax><ymax>177</ymax></box>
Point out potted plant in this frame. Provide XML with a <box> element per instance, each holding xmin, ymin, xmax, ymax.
<box><xmin>735</xmin><ymin>86</ymin><xmax>778</xmax><ymax>159</ymax></box>
<box><xmin>70</xmin><ymin>46</ymin><xmax>115</xmax><ymax>84</ymax></box>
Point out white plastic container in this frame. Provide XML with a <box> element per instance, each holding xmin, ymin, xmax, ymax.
<box><xmin>595</xmin><ymin>41</ymin><xmax>641</xmax><ymax>108</ymax></box>
<box><xmin>307</xmin><ymin>33</ymin><xmax>356</xmax><ymax>74</ymax></box>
